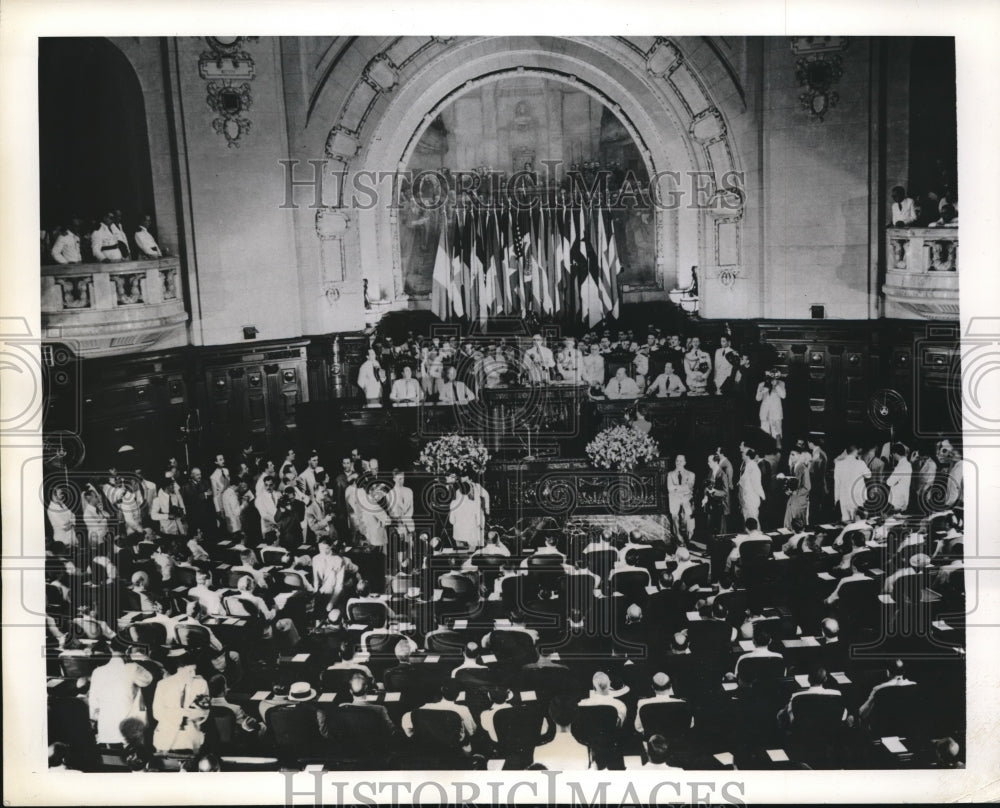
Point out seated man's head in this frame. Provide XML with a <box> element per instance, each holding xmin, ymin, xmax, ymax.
<box><xmin>646</xmin><ymin>734</ymin><xmax>672</xmax><ymax>765</ymax></box>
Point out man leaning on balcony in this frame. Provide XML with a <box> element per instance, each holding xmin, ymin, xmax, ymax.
<box><xmin>90</xmin><ymin>211</ymin><xmax>124</xmax><ymax>262</ymax></box>
<box><xmin>889</xmin><ymin>186</ymin><xmax>917</xmax><ymax>227</ymax></box>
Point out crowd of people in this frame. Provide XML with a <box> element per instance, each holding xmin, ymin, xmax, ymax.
<box><xmin>44</xmin><ymin>419</ymin><xmax>965</xmax><ymax>772</ymax></box>
<box><xmin>889</xmin><ymin>184</ymin><xmax>958</xmax><ymax>229</ymax></box>
<box><xmin>43</xmin><ymin>209</ymin><xmax>164</xmax><ymax>265</ymax></box>
<box><xmin>354</xmin><ymin>327</ymin><xmax>783</xmax><ymax>438</ymax></box>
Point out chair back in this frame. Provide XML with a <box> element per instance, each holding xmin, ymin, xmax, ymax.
<box><xmin>610</xmin><ymin>569</ymin><xmax>650</xmax><ymax>599</ymax></box>
<box><xmin>327</xmin><ymin>704</ymin><xmax>393</xmax><ymax>752</ymax></box>
<box><xmin>584</xmin><ymin>549</ymin><xmax>617</xmax><ymax>583</ymax></box>
<box><xmin>127</xmin><ymin>621</ymin><xmax>167</xmax><ymax>649</ymax></box>
<box><xmin>347</xmin><ymin>599</ymin><xmax>389</xmax><ymax>629</ymax></box>
<box><xmin>636</xmin><ymin>699</ymin><xmax>692</xmax><ymax>739</ymax></box>
<box><xmin>867</xmin><ymin>683</ymin><xmax>922</xmax><ymax>736</ymax></box>
<box><xmin>209</xmin><ymin>706</ymin><xmax>237</xmax><ymax>746</ymax></box>
<box><xmin>223</xmin><ymin>595</ymin><xmax>261</xmax><ymax>620</ymax></box>
<box><xmin>493</xmin><ymin>706</ymin><xmax>545</xmax><ymax>756</ymax></box>
<box><xmin>410</xmin><ymin>708</ymin><xmax>463</xmax><ymax>749</ymax></box>
<box><xmin>362</xmin><ymin>630</ymin><xmax>407</xmax><ymax>657</ymax></box>
<box><xmin>572</xmin><ymin>704</ymin><xmax>621</xmax><ymax>750</ymax></box>
<box><xmin>438</xmin><ymin>572</ymin><xmax>479</xmax><ymax>604</ymax></box>
<box><xmin>489</xmin><ymin>629</ymin><xmax>537</xmax><ymax>666</ymax></box>
<box><xmin>679</xmin><ymin>562</ymin><xmax>710</xmax><ymax>589</ymax></box>
<box><xmin>175</xmin><ymin>623</ymin><xmax>212</xmax><ymax>650</ymax></box>
<box><xmin>790</xmin><ymin>691</ymin><xmax>845</xmax><ymax>734</ymax></box>
<box><xmin>426</xmin><ymin>629</ymin><xmax>465</xmax><ymax>654</ymax></box>
<box><xmin>265</xmin><ymin>703</ymin><xmax>321</xmax><ymax>752</ymax></box>
<box><xmin>172</xmin><ymin>565</ymin><xmax>198</xmax><ymax>589</ymax></box>
<box><xmin>735</xmin><ymin>654</ymin><xmax>786</xmax><ymax>687</ymax></box>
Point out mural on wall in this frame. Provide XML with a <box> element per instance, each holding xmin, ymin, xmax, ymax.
<box><xmin>400</xmin><ymin>76</ymin><xmax>660</xmax><ymax>299</ymax></box>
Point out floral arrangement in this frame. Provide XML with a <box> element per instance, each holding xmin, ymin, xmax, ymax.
<box><xmin>586</xmin><ymin>425</ymin><xmax>660</xmax><ymax>472</ymax></box>
<box><xmin>418</xmin><ymin>433</ymin><xmax>491</xmax><ymax>477</ymax></box>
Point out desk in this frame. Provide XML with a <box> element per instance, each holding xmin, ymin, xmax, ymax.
<box><xmin>593</xmin><ymin>396</ymin><xmax>738</xmax><ymax>447</ymax></box>
<box><xmin>484</xmin><ymin>458</ymin><xmax>671</xmax><ymax>517</ymax></box>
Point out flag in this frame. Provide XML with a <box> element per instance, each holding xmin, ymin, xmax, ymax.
<box><xmin>474</xmin><ymin>209</ymin><xmax>490</xmax><ymax>324</ymax></box>
<box><xmin>603</xmin><ymin>210</ymin><xmax>622</xmax><ymax>320</ymax></box>
<box><xmin>486</xmin><ymin>209</ymin><xmax>505</xmax><ymax>315</ymax></box>
<box><xmin>431</xmin><ymin>205</ymin><xmax>451</xmax><ymax>320</ymax></box>
<box><xmin>534</xmin><ymin>207</ymin><xmax>554</xmax><ymax>315</ymax></box>
<box><xmin>448</xmin><ymin>205</ymin><xmax>465</xmax><ymax>319</ymax></box>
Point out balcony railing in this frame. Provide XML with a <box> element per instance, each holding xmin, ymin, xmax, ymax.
<box><xmin>41</xmin><ymin>257</ymin><xmax>189</xmax><ymax>357</ymax></box>
<box><xmin>882</xmin><ymin>226</ymin><xmax>959</xmax><ymax>320</ymax></box>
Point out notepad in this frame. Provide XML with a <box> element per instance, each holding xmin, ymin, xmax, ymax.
<box><xmin>654</xmin><ymin>560</ymin><xmax>668</xmax><ymax>570</ymax></box>
<box><xmin>882</xmin><ymin>736</ymin><xmax>908</xmax><ymax>754</ymax></box>
<box><xmin>251</xmin><ymin>690</ymin><xmax>270</xmax><ymax>700</ymax></box>
<box><xmin>364</xmin><ymin>694</ymin><xmax>379</xmax><ymax>702</ymax></box>
<box><xmin>292</xmin><ymin>653</ymin><xmax>309</xmax><ymax>663</ymax></box>
<box><xmin>801</xmin><ymin>635</ymin><xmax>820</xmax><ymax>647</ymax></box>
<box><xmin>384</xmin><ymin>692</ymin><xmax>401</xmax><ymax>703</ymax></box>
<box><xmin>686</xmin><ymin>611</ymin><xmax>702</xmax><ymax>621</ymax></box>
<box><xmin>832</xmin><ymin>672</ymin><xmax>851</xmax><ymax>685</ymax></box>
<box><xmin>714</xmin><ymin>752</ymin><xmax>735</xmax><ymax>765</ymax></box>
<box><xmin>480</xmin><ymin>654</ymin><xmax>498</xmax><ymax>664</ymax></box>
<box><xmin>348</xmin><ymin>623</ymin><xmax>368</xmax><ymax>631</ymax></box>
<box><xmin>766</xmin><ymin>749</ymin><xmax>790</xmax><ymax>762</ymax></box>
<box><xmin>520</xmin><ymin>690</ymin><xmax>537</xmax><ymax>702</ymax></box>
<box><xmin>423</xmin><ymin>655</ymin><xmax>440</xmax><ymax>664</ymax></box>
<box><xmin>739</xmin><ymin>640</ymin><xmax>755</xmax><ymax>652</ymax></box>
<box><xmin>794</xmin><ymin>674</ymin><xmax>810</xmax><ymax>688</ymax></box>
<box><xmin>317</xmin><ymin>693</ymin><xmax>336</xmax><ymax>703</ymax></box>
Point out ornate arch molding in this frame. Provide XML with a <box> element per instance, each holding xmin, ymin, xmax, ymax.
<box><xmin>312</xmin><ymin>36</ymin><xmax>744</xmax><ymax>306</ymax></box>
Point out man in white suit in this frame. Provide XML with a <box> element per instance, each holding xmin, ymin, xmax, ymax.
<box><xmin>523</xmin><ymin>334</ymin><xmax>555</xmax><ymax>384</ymax></box>
<box><xmin>556</xmin><ymin>336</ymin><xmax>585</xmax><ymax>382</ymax></box>
<box><xmin>387</xmin><ymin>469</ymin><xmax>415</xmax><ymax>539</ymax></box>
<box><xmin>437</xmin><ymin>365</ymin><xmax>476</xmax><ymax>404</ymax></box>
<box><xmin>738</xmin><ymin>443</ymin><xmax>766</xmax><ymax>521</ymax></box>
<box><xmin>667</xmin><ymin>454</ymin><xmax>696</xmax><ymax>544</ymax></box>
<box><xmin>209</xmin><ymin>453</ymin><xmax>230</xmax><ymax>519</ymax></box>
<box><xmin>834</xmin><ymin>444</ymin><xmax>871</xmax><ymax>522</ymax></box>
<box><xmin>357</xmin><ymin>349</ymin><xmax>386</xmax><ymax>406</ymax></box>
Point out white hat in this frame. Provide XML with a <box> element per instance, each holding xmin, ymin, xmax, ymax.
<box><xmin>288</xmin><ymin>681</ymin><xmax>317</xmax><ymax>702</ymax></box>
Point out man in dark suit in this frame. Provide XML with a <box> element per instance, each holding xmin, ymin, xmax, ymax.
<box><xmin>181</xmin><ymin>467</ymin><xmax>217</xmax><ymax>538</ymax></box>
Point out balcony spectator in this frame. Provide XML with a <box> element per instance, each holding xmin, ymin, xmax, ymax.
<box><xmin>890</xmin><ymin>186</ymin><xmax>917</xmax><ymax>227</ymax></box>
<box><xmin>134</xmin><ymin>214</ymin><xmax>162</xmax><ymax>258</ymax></box>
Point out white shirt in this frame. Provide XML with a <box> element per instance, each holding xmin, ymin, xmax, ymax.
<box><xmin>210</xmin><ymin>467</ymin><xmax>230</xmax><ymax>512</ymax></box>
<box><xmin>891</xmin><ymin>198</ymin><xmax>917</xmax><ymax>226</ymax></box>
<box><xmin>581</xmin><ymin>353</ymin><xmax>606</xmax><ymax>386</ymax></box>
<box><xmin>886</xmin><ymin>457</ymin><xmax>912</xmax><ymax>511</ymax></box>
<box><xmin>50</xmin><ymin>231</ymin><xmax>82</xmax><ymax>264</ymax></box>
<box><xmin>90</xmin><ymin>224</ymin><xmax>122</xmax><ymax>261</ymax></box>
<box><xmin>134</xmin><ymin>226</ymin><xmax>162</xmax><ymax>258</ymax></box>
<box><xmin>647</xmin><ymin>372</ymin><xmax>686</xmax><ymax>397</ymax></box>
<box><xmin>89</xmin><ymin>657</ymin><xmax>153</xmax><ymax>744</ymax></box>
<box><xmin>605</xmin><ymin>375</ymin><xmax>640</xmax><ymax>399</ymax></box>
<box><xmin>438</xmin><ymin>378</ymin><xmax>475</xmax><ymax>404</ymax></box>
<box><xmin>390</xmin><ymin>377</ymin><xmax>423</xmax><ymax>405</ymax></box>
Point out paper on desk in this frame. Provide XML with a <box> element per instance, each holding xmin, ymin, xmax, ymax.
<box><xmin>722</xmin><ymin>682</ymin><xmax>739</xmax><ymax>692</ymax></box>
<box><xmin>292</xmin><ymin>653</ymin><xmax>309</xmax><ymax>663</ymax></box>
<box><xmin>882</xmin><ymin>736</ymin><xmax>908</xmax><ymax>754</ymax></box>
<box><xmin>384</xmin><ymin>692</ymin><xmax>401</xmax><ymax>703</ymax></box>
<box><xmin>251</xmin><ymin>691</ymin><xmax>270</xmax><ymax>700</ymax></box>
<box><xmin>801</xmin><ymin>636</ymin><xmax>820</xmax><ymax>647</ymax></box>
<box><xmin>453</xmin><ymin>619</ymin><xmax>468</xmax><ymax>630</ymax></box>
<box><xmin>520</xmin><ymin>690</ymin><xmax>537</xmax><ymax>701</ymax></box>
<box><xmin>739</xmin><ymin>640</ymin><xmax>754</xmax><ymax>652</ymax></box>
<box><xmin>817</xmin><ymin>572</ymin><xmax>835</xmax><ymax>580</ymax></box>
<box><xmin>932</xmin><ymin>619</ymin><xmax>953</xmax><ymax>631</ymax></box>
<box><xmin>317</xmin><ymin>693</ymin><xmax>336</xmax><ymax>702</ymax></box>
<box><xmin>794</xmin><ymin>674</ymin><xmax>810</xmax><ymax>687</ymax></box>
<box><xmin>714</xmin><ymin>752</ymin><xmax>735</xmax><ymax>765</ymax></box>
<box><xmin>423</xmin><ymin>655</ymin><xmax>440</xmax><ymax>664</ymax></box>
<box><xmin>832</xmin><ymin>672</ymin><xmax>851</xmax><ymax>685</ymax></box>
<box><xmin>766</xmin><ymin>749</ymin><xmax>790</xmax><ymax>762</ymax></box>
<box><xmin>777</xmin><ymin>528</ymin><xmax>793</xmax><ymax>535</ymax></box>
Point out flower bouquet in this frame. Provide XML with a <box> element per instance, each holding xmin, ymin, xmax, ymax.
<box><xmin>418</xmin><ymin>434</ymin><xmax>491</xmax><ymax>477</ymax></box>
<box><xmin>585</xmin><ymin>425</ymin><xmax>660</xmax><ymax>472</ymax></box>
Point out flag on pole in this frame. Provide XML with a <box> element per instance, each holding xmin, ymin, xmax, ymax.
<box><xmin>448</xmin><ymin>206</ymin><xmax>465</xmax><ymax>319</ymax></box>
<box><xmin>431</xmin><ymin>205</ymin><xmax>451</xmax><ymax>320</ymax></box>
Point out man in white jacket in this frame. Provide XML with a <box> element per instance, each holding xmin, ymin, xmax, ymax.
<box><xmin>834</xmin><ymin>445</ymin><xmax>872</xmax><ymax>522</ymax></box>
<box><xmin>737</xmin><ymin>443</ymin><xmax>766</xmax><ymax>521</ymax></box>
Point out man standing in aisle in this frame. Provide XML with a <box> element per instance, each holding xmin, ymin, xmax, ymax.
<box><xmin>209</xmin><ymin>453</ymin><xmax>230</xmax><ymax>531</ymax></box>
<box><xmin>738</xmin><ymin>443</ymin><xmax>766</xmax><ymax>522</ymax></box>
<box><xmin>834</xmin><ymin>444</ymin><xmax>871</xmax><ymax>522</ymax></box>
<box><xmin>667</xmin><ymin>454</ymin><xmax>696</xmax><ymax>545</ymax></box>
